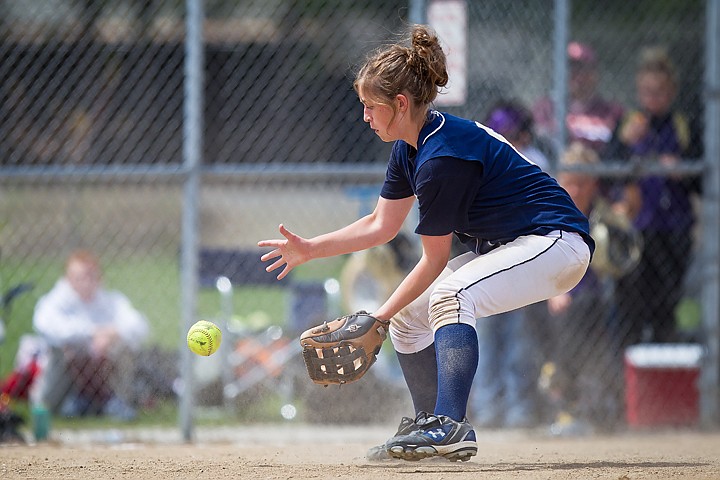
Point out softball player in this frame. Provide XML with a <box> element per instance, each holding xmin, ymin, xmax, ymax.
<box><xmin>259</xmin><ymin>24</ymin><xmax>594</xmax><ymax>462</ymax></box>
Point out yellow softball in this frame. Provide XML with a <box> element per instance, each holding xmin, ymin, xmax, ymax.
<box><xmin>187</xmin><ymin>320</ymin><xmax>222</xmax><ymax>356</ymax></box>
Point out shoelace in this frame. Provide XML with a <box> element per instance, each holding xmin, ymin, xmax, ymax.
<box><xmin>416</xmin><ymin>414</ymin><xmax>442</xmax><ymax>428</ymax></box>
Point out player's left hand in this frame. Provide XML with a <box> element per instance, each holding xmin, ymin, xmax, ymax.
<box><xmin>300</xmin><ymin>311</ymin><xmax>389</xmax><ymax>385</ymax></box>
<box><xmin>258</xmin><ymin>224</ymin><xmax>311</xmax><ymax>280</ymax></box>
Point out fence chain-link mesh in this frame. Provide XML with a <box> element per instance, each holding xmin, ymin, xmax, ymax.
<box><xmin>0</xmin><ymin>0</ymin><xmax>715</xmax><ymax>442</ymax></box>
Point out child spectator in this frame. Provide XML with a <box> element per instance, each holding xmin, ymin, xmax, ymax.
<box><xmin>31</xmin><ymin>250</ymin><xmax>148</xmax><ymax>420</ymax></box>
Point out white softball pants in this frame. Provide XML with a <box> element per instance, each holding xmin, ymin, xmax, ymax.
<box><xmin>389</xmin><ymin>230</ymin><xmax>591</xmax><ymax>354</ymax></box>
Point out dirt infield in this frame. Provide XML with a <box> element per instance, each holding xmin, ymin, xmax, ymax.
<box><xmin>2</xmin><ymin>426</ymin><xmax>720</xmax><ymax>479</ymax></box>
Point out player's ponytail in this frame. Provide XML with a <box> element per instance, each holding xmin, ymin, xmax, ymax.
<box><xmin>409</xmin><ymin>25</ymin><xmax>448</xmax><ymax>105</ymax></box>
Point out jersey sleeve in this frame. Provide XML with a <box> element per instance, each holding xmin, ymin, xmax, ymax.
<box><xmin>415</xmin><ymin>156</ymin><xmax>482</xmax><ymax>236</ymax></box>
<box><xmin>380</xmin><ymin>143</ymin><xmax>415</xmax><ymax>200</ymax></box>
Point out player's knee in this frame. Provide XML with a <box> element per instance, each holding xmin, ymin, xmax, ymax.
<box><xmin>428</xmin><ymin>284</ymin><xmax>475</xmax><ymax>329</ymax></box>
<box><xmin>388</xmin><ymin>322</ymin><xmax>433</xmax><ymax>354</ymax></box>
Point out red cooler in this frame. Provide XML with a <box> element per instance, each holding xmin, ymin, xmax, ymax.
<box><xmin>624</xmin><ymin>343</ymin><xmax>703</xmax><ymax>427</ymax></box>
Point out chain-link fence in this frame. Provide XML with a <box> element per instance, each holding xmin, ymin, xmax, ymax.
<box><xmin>0</xmin><ymin>0</ymin><xmax>718</xmax><ymax>443</ymax></box>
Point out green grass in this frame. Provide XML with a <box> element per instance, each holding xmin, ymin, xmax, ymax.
<box><xmin>9</xmin><ymin>390</ymin><xmax>305</xmax><ymax>438</ymax></box>
<box><xmin>0</xmin><ymin>252</ymin><xmax>346</xmax><ymax>382</ymax></box>
<box><xmin>1</xmin><ymin>251</ymin><xmax>347</xmax><ymax>432</ymax></box>
<box><xmin>10</xmin><ymin>399</ymin><xmax>179</xmax><ymax>429</ymax></box>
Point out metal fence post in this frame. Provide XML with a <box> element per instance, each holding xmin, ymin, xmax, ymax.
<box><xmin>701</xmin><ymin>0</ymin><xmax>720</xmax><ymax>428</ymax></box>
<box><xmin>409</xmin><ymin>0</ymin><xmax>427</xmax><ymax>24</ymax></box>
<box><xmin>180</xmin><ymin>0</ymin><xmax>204</xmax><ymax>442</ymax></box>
<box><xmin>551</xmin><ymin>0</ymin><xmax>570</xmax><ymax>166</ymax></box>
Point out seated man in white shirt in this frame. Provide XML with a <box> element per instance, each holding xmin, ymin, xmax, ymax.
<box><xmin>32</xmin><ymin>249</ymin><xmax>149</xmax><ymax>420</ymax></box>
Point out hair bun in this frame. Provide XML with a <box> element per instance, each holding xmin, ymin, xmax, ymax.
<box><xmin>353</xmin><ymin>24</ymin><xmax>449</xmax><ymax>108</ymax></box>
<box><xmin>411</xmin><ymin>28</ymin><xmax>434</xmax><ymax>49</ymax></box>
<box><xmin>406</xmin><ymin>49</ymin><xmax>424</xmax><ymax>71</ymax></box>
<box><xmin>408</xmin><ymin>25</ymin><xmax>448</xmax><ymax>89</ymax></box>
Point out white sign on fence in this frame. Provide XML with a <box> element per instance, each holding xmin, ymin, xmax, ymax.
<box><xmin>428</xmin><ymin>0</ymin><xmax>468</xmax><ymax>106</ymax></box>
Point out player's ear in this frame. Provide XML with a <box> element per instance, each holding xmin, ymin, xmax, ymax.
<box><xmin>396</xmin><ymin>94</ymin><xmax>409</xmax><ymax>113</ymax></box>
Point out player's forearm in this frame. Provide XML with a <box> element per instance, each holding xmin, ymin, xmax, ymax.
<box><xmin>307</xmin><ymin>214</ymin><xmax>395</xmax><ymax>260</ymax></box>
<box><xmin>373</xmin><ymin>254</ymin><xmax>445</xmax><ymax>321</ymax></box>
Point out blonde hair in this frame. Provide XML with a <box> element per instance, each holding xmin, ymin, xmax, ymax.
<box><xmin>637</xmin><ymin>46</ymin><xmax>677</xmax><ymax>88</ymax></box>
<box><xmin>560</xmin><ymin>141</ymin><xmax>599</xmax><ymax>167</ymax></box>
<box><xmin>354</xmin><ymin>24</ymin><xmax>448</xmax><ymax>117</ymax></box>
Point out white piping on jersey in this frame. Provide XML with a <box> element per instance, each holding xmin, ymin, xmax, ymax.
<box><xmin>421</xmin><ymin>111</ymin><xmax>445</xmax><ymax>145</ymax></box>
<box><xmin>419</xmin><ymin>111</ymin><xmax>535</xmax><ymax>166</ymax></box>
<box><xmin>477</xmin><ymin>121</ymin><xmax>537</xmax><ymax>166</ymax></box>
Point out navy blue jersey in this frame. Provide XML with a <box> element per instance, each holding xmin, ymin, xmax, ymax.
<box><xmin>380</xmin><ymin>111</ymin><xmax>595</xmax><ymax>255</ymax></box>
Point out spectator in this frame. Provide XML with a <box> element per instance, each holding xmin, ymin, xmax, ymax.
<box><xmin>484</xmin><ymin>99</ymin><xmax>551</xmax><ymax>170</ymax></box>
<box><xmin>538</xmin><ymin>142</ymin><xmax>628</xmax><ymax>435</ymax></box>
<box><xmin>31</xmin><ymin>250</ymin><xmax>149</xmax><ymax>420</ymax></box>
<box><xmin>608</xmin><ymin>46</ymin><xmax>700</xmax><ymax>347</ymax></box>
<box><xmin>533</xmin><ymin>41</ymin><xmax>624</xmax><ymax>158</ymax></box>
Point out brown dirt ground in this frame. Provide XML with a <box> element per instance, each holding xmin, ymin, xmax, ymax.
<box><xmin>2</xmin><ymin>426</ymin><xmax>720</xmax><ymax>480</ymax></box>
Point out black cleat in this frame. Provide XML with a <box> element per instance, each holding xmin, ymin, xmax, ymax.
<box><xmin>365</xmin><ymin>414</ymin><xmax>424</xmax><ymax>461</ymax></box>
<box><xmin>386</xmin><ymin>413</ymin><xmax>477</xmax><ymax>462</ymax></box>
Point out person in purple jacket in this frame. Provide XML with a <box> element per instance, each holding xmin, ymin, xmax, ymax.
<box><xmin>608</xmin><ymin>46</ymin><xmax>701</xmax><ymax>346</ymax></box>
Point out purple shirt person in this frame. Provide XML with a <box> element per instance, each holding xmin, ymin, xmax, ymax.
<box><xmin>610</xmin><ymin>46</ymin><xmax>698</xmax><ymax>347</ymax></box>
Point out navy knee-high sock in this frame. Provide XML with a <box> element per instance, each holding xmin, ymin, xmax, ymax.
<box><xmin>433</xmin><ymin>323</ymin><xmax>479</xmax><ymax>421</ymax></box>
<box><xmin>396</xmin><ymin>343</ymin><xmax>438</xmax><ymax>415</ymax></box>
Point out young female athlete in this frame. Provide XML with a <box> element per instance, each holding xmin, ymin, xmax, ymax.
<box><xmin>258</xmin><ymin>24</ymin><xmax>594</xmax><ymax>462</ymax></box>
